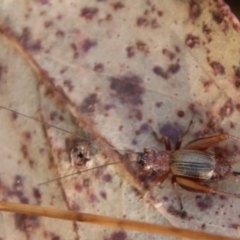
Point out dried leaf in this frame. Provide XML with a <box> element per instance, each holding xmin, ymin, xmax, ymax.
<box><xmin>1</xmin><ymin>0</ymin><xmax>240</xmax><ymax>239</ymax></box>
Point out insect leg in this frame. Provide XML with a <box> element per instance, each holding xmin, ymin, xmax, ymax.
<box><xmin>175</xmin><ymin>118</ymin><xmax>193</xmax><ymax>150</ymax></box>
<box><xmin>175</xmin><ymin>176</ymin><xmax>240</xmax><ymax>198</ymax></box>
<box><xmin>151</xmin><ymin>128</ymin><xmax>171</xmax><ymax>150</ymax></box>
<box><xmin>172</xmin><ymin>176</ymin><xmax>183</xmax><ymax>210</ymax></box>
<box><xmin>142</xmin><ymin>173</ymin><xmax>169</xmax><ymax>202</ymax></box>
<box><xmin>147</xmin><ymin>172</ymin><xmax>169</xmax><ymax>190</ymax></box>
<box><xmin>183</xmin><ymin>133</ymin><xmax>229</xmax><ymax>151</ymax></box>
<box><xmin>157</xmin><ymin>172</ymin><xmax>169</xmax><ymax>184</ymax></box>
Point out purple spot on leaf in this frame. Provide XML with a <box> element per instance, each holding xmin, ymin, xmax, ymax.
<box><xmin>108</xmin><ymin>231</ymin><xmax>127</xmax><ymax>240</ymax></box>
<box><xmin>195</xmin><ymin>195</ymin><xmax>213</xmax><ymax>211</ymax></box>
<box><xmin>80</xmin><ymin>7</ymin><xmax>98</xmax><ymax>20</ymax></box>
<box><xmin>82</xmin><ymin>39</ymin><xmax>97</xmax><ymax>52</ymax></box>
<box><xmin>109</xmin><ymin>75</ymin><xmax>144</xmax><ymax>105</ymax></box>
<box><xmin>160</xmin><ymin>122</ymin><xmax>184</xmax><ymax>145</ymax></box>
<box><xmin>80</xmin><ymin>94</ymin><xmax>98</xmax><ymax>113</ymax></box>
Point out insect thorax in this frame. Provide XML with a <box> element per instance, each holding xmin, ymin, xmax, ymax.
<box><xmin>138</xmin><ymin>149</ymin><xmax>171</xmax><ymax>172</ymax></box>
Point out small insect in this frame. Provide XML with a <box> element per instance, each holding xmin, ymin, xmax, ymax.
<box><xmin>137</xmin><ymin>125</ymin><xmax>240</xmax><ymax>210</ymax></box>
<box><xmin>66</xmin><ymin>130</ymin><xmax>97</xmax><ymax>170</ymax></box>
<box><xmin>69</xmin><ymin>141</ymin><xmax>92</xmax><ymax>168</ymax></box>
<box><xmin>1</xmin><ymin>104</ymin><xmax>240</xmax><ymax>240</ymax></box>
<box><xmin>1</xmin><ymin>106</ymin><xmax>96</xmax><ymax>169</ymax></box>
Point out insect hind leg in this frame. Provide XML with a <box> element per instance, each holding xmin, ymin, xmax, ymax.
<box><xmin>184</xmin><ymin>133</ymin><xmax>229</xmax><ymax>151</ymax></box>
<box><xmin>184</xmin><ymin>133</ymin><xmax>240</xmax><ymax>151</ymax></box>
<box><xmin>175</xmin><ymin>176</ymin><xmax>240</xmax><ymax>200</ymax></box>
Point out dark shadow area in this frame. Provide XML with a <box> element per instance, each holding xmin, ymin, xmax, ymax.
<box><xmin>225</xmin><ymin>0</ymin><xmax>240</xmax><ymax>20</ymax></box>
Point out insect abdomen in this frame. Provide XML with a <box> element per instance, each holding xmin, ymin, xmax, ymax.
<box><xmin>171</xmin><ymin>150</ymin><xmax>215</xmax><ymax>180</ymax></box>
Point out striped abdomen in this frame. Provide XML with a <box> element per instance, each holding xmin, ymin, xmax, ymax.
<box><xmin>171</xmin><ymin>150</ymin><xmax>215</xmax><ymax>180</ymax></box>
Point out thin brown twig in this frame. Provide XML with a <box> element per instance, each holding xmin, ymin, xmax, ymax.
<box><xmin>0</xmin><ymin>201</ymin><xmax>239</xmax><ymax>240</ymax></box>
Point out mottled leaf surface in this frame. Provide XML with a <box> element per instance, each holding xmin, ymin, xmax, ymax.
<box><xmin>1</xmin><ymin>0</ymin><xmax>240</xmax><ymax>239</ymax></box>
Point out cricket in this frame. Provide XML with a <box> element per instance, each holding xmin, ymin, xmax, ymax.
<box><xmin>0</xmin><ymin>105</ymin><xmax>240</xmax><ymax>240</ymax></box>
<box><xmin>137</xmin><ymin>126</ymin><xmax>240</xmax><ymax>210</ymax></box>
<box><xmin>1</xmin><ymin>12</ymin><xmax>240</xmax><ymax>240</ymax></box>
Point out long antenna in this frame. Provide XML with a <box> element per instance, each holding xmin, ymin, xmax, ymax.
<box><xmin>0</xmin><ymin>105</ymin><xmax>134</xmax><ymax>152</ymax></box>
<box><xmin>37</xmin><ymin>160</ymin><xmax>137</xmax><ymax>186</ymax></box>
<box><xmin>0</xmin><ymin>105</ymin><xmax>74</xmax><ymax>135</ymax></box>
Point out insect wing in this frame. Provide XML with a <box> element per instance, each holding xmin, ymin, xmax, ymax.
<box><xmin>171</xmin><ymin>150</ymin><xmax>215</xmax><ymax>180</ymax></box>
